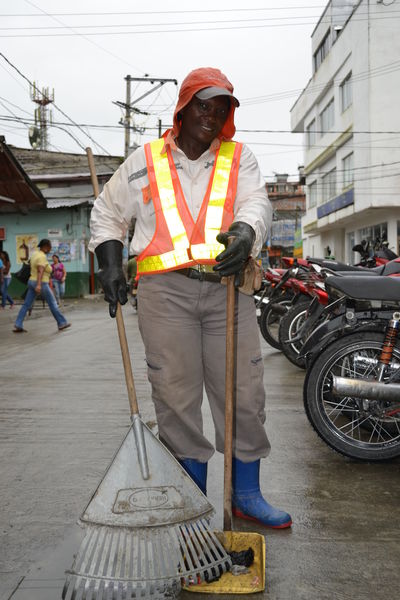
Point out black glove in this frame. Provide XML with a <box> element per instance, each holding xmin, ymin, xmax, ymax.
<box><xmin>95</xmin><ymin>240</ymin><xmax>128</xmax><ymax>318</ymax></box>
<box><xmin>213</xmin><ymin>221</ymin><xmax>255</xmax><ymax>284</ymax></box>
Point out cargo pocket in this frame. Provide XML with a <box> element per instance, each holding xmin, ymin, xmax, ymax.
<box><xmin>145</xmin><ymin>352</ymin><xmax>164</xmax><ymax>388</ymax></box>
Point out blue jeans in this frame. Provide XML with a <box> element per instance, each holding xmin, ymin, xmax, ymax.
<box><xmin>52</xmin><ymin>279</ymin><xmax>65</xmax><ymax>303</ymax></box>
<box><xmin>15</xmin><ymin>280</ymin><xmax>68</xmax><ymax>329</ymax></box>
<box><xmin>1</xmin><ymin>276</ymin><xmax>14</xmax><ymax>307</ymax></box>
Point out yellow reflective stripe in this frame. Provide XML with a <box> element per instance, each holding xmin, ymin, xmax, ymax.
<box><xmin>138</xmin><ymin>248</ymin><xmax>191</xmax><ymax>273</ymax></box>
<box><xmin>190</xmin><ymin>241</ymin><xmax>225</xmax><ymax>261</ymax></box>
<box><xmin>204</xmin><ymin>142</ymin><xmax>236</xmax><ymax>245</ymax></box>
<box><xmin>150</xmin><ymin>139</ymin><xmax>190</xmax><ymax>250</ymax></box>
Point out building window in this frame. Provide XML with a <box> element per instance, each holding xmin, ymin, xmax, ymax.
<box><xmin>322</xmin><ymin>168</ymin><xmax>336</xmax><ymax>202</ymax></box>
<box><xmin>320</xmin><ymin>99</ymin><xmax>335</xmax><ymax>135</ymax></box>
<box><xmin>342</xmin><ymin>153</ymin><xmax>354</xmax><ymax>188</ymax></box>
<box><xmin>347</xmin><ymin>231</ymin><xmax>356</xmax><ymax>264</ymax></box>
<box><xmin>313</xmin><ymin>29</ymin><xmax>331</xmax><ymax>73</ymax></box>
<box><xmin>306</xmin><ymin>119</ymin><xmax>316</xmax><ymax>148</ymax></box>
<box><xmin>340</xmin><ymin>72</ymin><xmax>352</xmax><ymax>112</ymax></box>
<box><xmin>359</xmin><ymin>223</ymin><xmax>388</xmax><ymax>247</ymax></box>
<box><xmin>308</xmin><ymin>180</ymin><xmax>318</xmax><ymax>208</ymax></box>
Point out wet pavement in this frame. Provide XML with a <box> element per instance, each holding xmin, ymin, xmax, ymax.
<box><xmin>0</xmin><ymin>298</ymin><xmax>399</xmax><ymax>600</ymax></box>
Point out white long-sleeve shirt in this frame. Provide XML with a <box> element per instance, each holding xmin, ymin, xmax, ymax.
<box><xmin>89</xmin><ymin>136</ymin><xmax>272</xmax><ymax>258</ymax></box>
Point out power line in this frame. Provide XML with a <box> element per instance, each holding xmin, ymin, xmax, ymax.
<box><xmin>1</xmin><ymin>12</ymin><xmax>400</xmax><ymax>37</ymax></box>
<box><xmin>3</xmin><ymin>112</ymin><xmax>400</xmax><ymax>135</ymax></box>
<box><xmin>2</xmin><ymin>112</ymin><xmax>398</xmax><ymax>178</ymax></box>
<box><xmin>3</xmin><ymin>5</ymin><xmax>400</xmax><ymax>18</ymax></box>
<box><xmin>0</xmin><ymin>51</ymin><xmax>110</xmax><ymax>154</ymax></box>
<box><xmin>241</xmin><ymin>59</ymin><xmax>400</xmax><ymax>105</ymax></box>
<box><xmin>23</xmin><ymin>0</ymin><xmax>145</xmax><ymax>76</ymax></box>
<box><xmin>3</xmin><ymin>9</ymin><xmax>400</xmax><ymax>31</ymax></box>
<box><xmin>0</xmin><ymin>6</ymin><xmax>356</xmax><ymax>18</ymax></box>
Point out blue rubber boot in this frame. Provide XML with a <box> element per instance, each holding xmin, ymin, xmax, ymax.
<box><xmin>232</xmin><ymin>458</ymin><xmax>292</xmax><ymax>529</ymax></box>
<box><xmin>179</xmin><ymin>459</ymin><xmax>208</xmax><ymax>495</ymax></box>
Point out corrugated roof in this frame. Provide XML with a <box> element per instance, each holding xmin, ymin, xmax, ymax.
<box><xmin>46</xmin><ymin>197</ymin><xmax>94</xmax><ymax>209</ymax></box>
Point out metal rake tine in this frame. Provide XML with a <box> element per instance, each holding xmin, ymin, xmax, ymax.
<box><xmin>77</xmin><ymin>527</ymin><xmax>105</xmax><ymax>578</ymax></box>
<box><xmin>152</xmin><ymin>530</ymin><xmax>165</xmax><ymax>582</ymax></box>
<box><xmin>196</xmin><ymin>518</ymin><xmax>225</xmax><ymax>560</ymax></box>
<box><xmin>110</xmin><ymin>529</ymin><xmax>125</xmax><ymax>581</ymax></box>
<box><xmin>77</xmin><ymin>527</ymin><xmax>102</xmax><ymax>576</ymax></box>
<box><xmin>122</xmin><ymin>531</ymin><xmax>132</xmax><ymax>583</ymax></box>
<box><xmin>160</xmin><ymin>528</ymin><xmax>179</xmax><ymax>579</ymax></box>
<box><xmin>186</xmin><ymin>523</ymin><xmax>213</xmax><ymax>582</ymax></box>
<box><xmin>177</xmin><ymin>524</ymin><xmax>199</xmax><ymax>575</ymax></box>
<box><xmin>168</xmin><ymin>524</ymin><xmax>192</xmax><ymax>579</ymax></box>
<box><xmin>104</xmin><ymin>530</ymin><xmax>120</xmax><ymax>579</ymax></box>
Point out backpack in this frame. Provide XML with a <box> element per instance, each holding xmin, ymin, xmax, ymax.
<box><xmin>14</xmin><ymin>261</ymin><xmax>31</xmax><ymax>285</ymax></box>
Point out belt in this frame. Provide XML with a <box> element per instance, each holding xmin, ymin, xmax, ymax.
<box><xmin>175</xmin><ymin>265</ymin><xmax>221</xmax><ymax>283</ymax></box>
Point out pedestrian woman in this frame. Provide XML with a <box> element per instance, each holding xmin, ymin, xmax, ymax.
<box><xmin>51</xmin><ymin>254</ymin><xmax>66</xmax><ymax>306</ymax></box>
<box><xmin>13</xmin><ymin>239</ymin><xmax>71</xmax><ymax>332</ymax></box>
<box><xmin>0</xmin><ymin>250</ymin><xmax>14</xmax><ymax>309</ymax></box>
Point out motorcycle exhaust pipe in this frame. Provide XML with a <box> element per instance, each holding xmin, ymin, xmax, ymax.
<box><xmin>332</xmin><ymin>376</ymin><xmax>400</xmax><ymax>402</ymax></box>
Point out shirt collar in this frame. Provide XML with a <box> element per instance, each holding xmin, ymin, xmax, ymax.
<box><xmin>161</xmin><ymin>129</ymin><xmax>221</xmax><ymax>155</ymax></box>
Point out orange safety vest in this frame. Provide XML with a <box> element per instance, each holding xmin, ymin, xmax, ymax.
<box><xmin>137</xmin><ymin>138</ymin><xmax>243</xmax><ymax>276</ymax></box>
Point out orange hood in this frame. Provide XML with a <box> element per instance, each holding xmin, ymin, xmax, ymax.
<box><xmin>171</xmin><ymin>67</ymin><xmax>238</xmax><ymax>141</ymax></box>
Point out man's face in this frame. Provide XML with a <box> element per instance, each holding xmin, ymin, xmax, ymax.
<box><xmin>179</xmin><ymin>95</ymin><xmax>230</xmax><ymax>147</ymax></box>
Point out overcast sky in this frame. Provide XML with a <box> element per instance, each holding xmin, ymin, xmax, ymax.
<box><xmin>0</xmin><ymin>0</ymin><xmax>328</xmax><ymax>179</ymax></box>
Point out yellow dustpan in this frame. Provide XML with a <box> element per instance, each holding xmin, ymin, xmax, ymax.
<box><xmin>186</xmin><ymin>275</ymin><xmax>266</xmax><ymax>594</ymax></box>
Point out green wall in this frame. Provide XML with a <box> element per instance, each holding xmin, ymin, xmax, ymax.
<box><xmin>1</xmin><ymin>206</ymin><xmax>94</xmax><ymax>297</ymax></box>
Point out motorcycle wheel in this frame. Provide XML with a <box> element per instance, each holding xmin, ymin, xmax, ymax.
<box><xmin>278</xmin><ymin>299</ymin><xmax>310</xmax><ymax>369</ymax></box>
<box><xmin>259</xmin><ymin>293</ymin><xmax>293</xmax><ymax>350</ymax></box>
<box><xmin>304</xmin><ymin>331</ymin><xmax>400</xmax><ymax>461</ymax></box>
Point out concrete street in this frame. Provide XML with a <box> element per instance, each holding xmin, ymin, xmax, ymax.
<box><xmin>0</xmin><ymin>298</ymin><xmax>399</xmax><ymax>600</ymax></box>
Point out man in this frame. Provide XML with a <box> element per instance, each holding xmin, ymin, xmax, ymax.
<box><xmin>13</xmin><ymin>239</ymin><xmax>71</xmax><ymax>332</ymax></box>
<box><xmin>89</xmin><ymin>67</ymin><xmax>291</xmax><ymax>528</ymax></box>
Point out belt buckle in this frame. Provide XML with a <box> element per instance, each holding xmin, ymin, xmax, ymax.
<box><xmin>190</xmin><ymin>264</ymin><xmax>209</xmax><ymax>281</ymax></box>
<box><xmin>194</xmin><ymin>264</ymin><xmax>207</xmax><ymax>273</ymax></box>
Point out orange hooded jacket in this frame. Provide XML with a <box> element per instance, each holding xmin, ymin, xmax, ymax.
<box><xmin>171</xmin><ymin>67</ymin><xmax>238</xmax><ymax>141</ymax></box>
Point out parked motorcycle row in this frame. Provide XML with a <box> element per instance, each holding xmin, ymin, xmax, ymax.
<box><xmin>254</xmin><ymin>239</ymin><xmax>400</xmax><ymax>461</ymax></box>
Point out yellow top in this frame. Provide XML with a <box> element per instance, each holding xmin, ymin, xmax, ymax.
<box><xmin>30</xmin><ymin>249</ymin><xmax>52</xmax><ymax>283</ymax></box>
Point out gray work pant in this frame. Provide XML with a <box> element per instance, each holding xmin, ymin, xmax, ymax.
<box><xmin>138</xmin><ymin>272</ymin><xmax>271</xmax><ymax>463</ymax></box>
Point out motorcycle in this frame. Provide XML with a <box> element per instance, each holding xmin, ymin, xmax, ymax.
<box><xmin>302</xmin><ymin>272</ymin><xmax>400</xmax><ymax>461</ymax></box>
<box><xmin>278</xmin><ymin>265</ymin><xmax>328</xmax><ymax>368</ymax></box>
<box><xmin>278</xmin><ymin>242</ymin><xmax>399</xmax><ymax>366</ymax></box>
<box><xmin>257</xmin><ymin>265</ymin><xmax>305</xmax><ymax>349</ymax></box>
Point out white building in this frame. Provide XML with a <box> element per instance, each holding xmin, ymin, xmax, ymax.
<box><xmin>291</xmin><ymin>0</ymin><xmax>400</xmax><ymax>262</ymax></box>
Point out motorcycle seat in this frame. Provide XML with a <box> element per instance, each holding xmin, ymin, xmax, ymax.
<box><xmin>330</xmin><ymin>268</ymin><xmax>382</xmax><ymax>277</ymax></box>
<box><xmin>326</xmin><ymin>275</ymin><xmax>400</xmax><ymax>301</ymax></box>
<box><xmin>329</xmin><ymin>260</ymin><xmax>400</xmax><ymax>278</ymax></box>
<box><xmin>308</xmin><ymin>258</ymin><xmax>375</xmax><ymax>272</ymax></box>
<box><xmin>380</xmin><ymin>259</ymin><xmax>400</xmax><ymax>276</ymax></box>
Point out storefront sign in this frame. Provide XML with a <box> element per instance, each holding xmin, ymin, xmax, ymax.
<box><xmin>317</xmin><ymin>188</ymin><xmax>354</xmax><ymax>219</ymax></box>
<box><xmin>48</xmin><ymin>228</ymin><xmax>62</xmax><ymax>237</ymax></box>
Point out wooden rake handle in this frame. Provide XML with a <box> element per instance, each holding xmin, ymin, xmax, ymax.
<box><xmin>86</xmin><ymin>147</ymin><xmax>139</xmax><ymax>418</ymax></box>
<box><xmin>116</xmin><ymin>304</ymin><xmax>149</xmax><ymax>480</ymax></box>
<box><xmin>86</xmin><ymin>147</ymin><xmax>148</xmax><ymax>479</ymax></box>
<box><xmin>223</xmin><ymin>275</ymin><xmax>236</xmax><ymax>532</ymax></box>
<box><xmin>116</xmin><ymin>303</ymin><xmax>140</xmax><ymax>417</ymax></box>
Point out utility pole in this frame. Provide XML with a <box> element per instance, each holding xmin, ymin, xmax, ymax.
<box><xmin>124</xmin><ymin>76</ymin><xmax>131</xmax><ymax>159</ymax></box>
<box><xmin>114</xmin><ymin>75</ymin><xmax>177</xmax><ymax>158</ymax></box>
